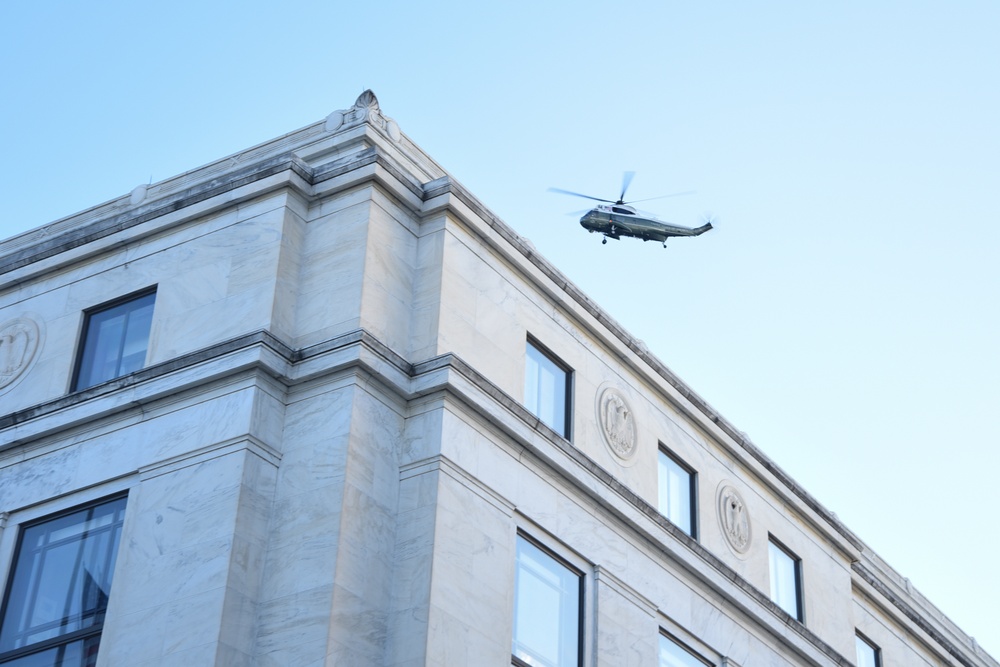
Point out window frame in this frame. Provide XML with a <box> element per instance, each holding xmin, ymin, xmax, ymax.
<box><xmin>657</xmin><ymin>445</ymin><xmax>698</xmax><ymax>539</ymax></box>
<box><xmin>855</xmin><ymin>630</ymin><xmax>882</xmax><ymax>667</ymax></box>
<box><xmin>71</xmin><ymin>286</ymin><xmax>157</xmax><ymax>392</ymax></box>
<box><xmin>511</xmin><ymin>531</ymin><xmax>584</xmax><ymax>667</ymax></box>
<box><xmin>0</xmin><ymin>493</ymin><xmax>128</xmax><ymax>666</ymax></box>
<box><xmin>767</xmin><ymin>534</ymin><xmax>804</xmax><ymax>622</ymax></box>
<box><xmin>524</xmin><ymin>336</ymin><xmax>573</xmax><ymax>440</ymax></box>
<box><xmin>658</xmin><ymin>631</ymin><xmax>712</xmax><ymax>667</ymax></box>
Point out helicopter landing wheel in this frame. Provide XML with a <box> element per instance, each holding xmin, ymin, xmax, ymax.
<box><xmin>602</xmin><ymin>238</ymin><xmax>607</xmax><ymax>245</ymax></box>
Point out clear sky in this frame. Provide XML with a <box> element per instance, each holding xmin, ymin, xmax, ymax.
<box><xmin>2</xmin><ymin>0</ymin><xmax>998</xmax><ymax>658</ymax></box>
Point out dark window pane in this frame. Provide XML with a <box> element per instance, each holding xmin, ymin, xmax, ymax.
<box><xmin>0</xmin><ymin>497</ymin><xmax>126</xmax><ymax>663</ymax></box>
<box><xmin>74</xmin><ymin>291</ymin><xmax>155</xmax><ymax>390</ymax></box>
<box><xmin>0</xmin><ymin>636</ymin><xmax>100</xmax><ymax>667</ymax></box>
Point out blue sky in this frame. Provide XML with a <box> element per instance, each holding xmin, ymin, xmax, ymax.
<box><xmin>2</xmin><ymin>1</ymin><xmax>998</xmax><ymax>657</ymax></box>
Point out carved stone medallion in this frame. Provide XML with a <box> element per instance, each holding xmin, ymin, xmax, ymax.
<box><xmin>717</xmin><ymin>483</ymin><xmax>752</xmax><ymax>555</ymax></box>
<box><xmin>0</xmin><ymin>317</ymin><xmax>42</xmax><ymax>391</ymax></box>
<box><xmin>597</xmin><ymin>386</ymin><xmax>637</xmax><ymax>461</ymax></box>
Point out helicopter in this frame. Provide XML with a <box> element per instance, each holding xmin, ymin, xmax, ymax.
<box><xmin>550</xmin><ymin>172</ymin><xmax>713</xmax><ymax>247</ymax></box>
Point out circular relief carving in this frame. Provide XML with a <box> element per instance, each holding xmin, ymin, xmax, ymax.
<box><xmin>325</xmin><ymin>110</ymin><xmax>345</xmax><ymax>132</ymax></box>
<box><xmin>597</xmin><ymin>386</ymin><xmax>637</xmax><ymax>461</ymax></box>
<box><xmin>385</xmin><ymin>118</ymin><xmax>401</xmax><ymax>142</ymax></box>
<box><xmin>717</xmin><ymin>483</ymin><xmax>752</xmax><ymax>555</ymax></box>
<box><xmin>0</xmin><ymin>317</ymin><xmax>42</xmax><ymax>391</ymax></box>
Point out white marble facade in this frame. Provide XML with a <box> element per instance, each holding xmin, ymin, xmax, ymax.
<box><xmin>0</xmin><ymin>92</ymin><xmax>994</xmax><ymax>667</ymax></box>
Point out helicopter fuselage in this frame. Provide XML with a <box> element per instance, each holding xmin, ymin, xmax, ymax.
<box><xmin>580</xmin><ymin>204</ymin><xmax>712</xmax><ymax>243</ymax></box>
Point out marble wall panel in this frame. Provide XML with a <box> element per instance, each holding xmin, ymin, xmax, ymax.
<box><xmin>399</xmin><ymin>405</ymin><xmax>445</xmax><ymax>466</ymax></box>
<box><xmin>100</xmin><ymin>447</ymin><xmax>274</xmax><ymax>666</ymax></box>
<box><xmin>436</xmin><ymin>408</ymin><xmax>521</xmax><ymax>502</ymax></box>
<box><xmin>594</xmin><ymin>577</ymin><xmax>658</xmax><ymax>667</ymax></box>
<box><xmin>384</xmin><ymin>469</ymin><xmax>438</xmax><ymax>667</ymax></box>
<box><xmin>408</xmin><ymin>219</ymin><xmax>445</xmax><ymax>361</ymax></box>
<box><xmin>426</xmin><ymin>608</ymin><xmax>504</xmax><ymax>667</ymax></box>
<box><xmin>278</xmin><ymin>385</ymin><xmax>353</xmax><ymax>492</ymax></box>
<box><xmin>258</xmin><ymin>487</ymin><xmax>343</xmax><ymax>601</ymax></box>
<box><xmin>435</xmin><ymin>228</ymin><xmax>526</xmax><ymax>391</ymax></box>
<box><xmin>325</xmin><ymin>386</ymin><xmax>406</xmax><ymax>663</ymax></box>
<box><xmin>293</xmin><ymin>198</ymin><xmax>370</xmax><ymax>348</ymax></box>
<box><xmin>249</xmin><ymin>380</ymin><xmax>287</xmax><ymax>449</ymax></box>
<box><xmin>358</xmin><ymin>199</ymin><xmax>419</xmax><ymax>355</ymax></box>
<box><xmin>421</xmin><ymin>471</ymin><xmax>514</xmax><ymax>665</ymax></box>
<box><xmin>268</xmin><ymin>205</ymin><xmax>307</xmax><ymax>343</ymax></box>
<box><xmin>253</xmin><ymin>584</ymin><xmax>334</xmax><ymax>667</ymax></box>
<box><xmin>0</xmin><ymin>443</ymin><xmax>80</xmax><ymax>510</ymax></box>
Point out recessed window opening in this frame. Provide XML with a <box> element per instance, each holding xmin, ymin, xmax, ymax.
<box><xmin>512</xmin><ymin>534</ymin><xmax>582</xmax><ymax>667</ymax></box>
<box><xmin>855</xmin><ymin>631</ymin><xmax>881</xmax><ymax>667</ymax></box>
<box><xmin>658</xmin><ymin>632</ymin><xmax>710</xmax><ymax>667</ymax></box>
<box><xmin>657</xmin><ymin>447</ymin><xmax>697</xmax><ymax>538</ymax></box>
<box><xmin>0</xmin><ymin>495</ymin><xmax>128</xmax><ymax>666</ymax></box>
<box><xmin>768</xmin><ymin>536</ymin><xmax>803</xmax><ymax>621</ymax></box>
<box><xmin>73</xmin><ymin>288</ymin><xmax>156</xmax><ymax>391</ymax></box>
<box><xmin>524</xmin><ymin>338</ymin><xmax>572</xmax><ymax>439</ymax></box>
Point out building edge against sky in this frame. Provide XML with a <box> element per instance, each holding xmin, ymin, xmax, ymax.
<box><xmin>0</xmin><ymin>91</ymin><xmax>994</xmax><ymax>666</ymax></box>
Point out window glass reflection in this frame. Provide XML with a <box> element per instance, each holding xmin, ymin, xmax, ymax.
<box><xmin>0</xmin><ymin>497</ymin><xmax>126</xmax><ymax>664</ymax></box>
<box><xmin>75</xmin><ymin>291</ymin><xmax>155</xmax><ymax>390</ymax></box>
<box><xmin>658</xmin><ymin>634</ymin><xmax>704</xmax><ymax>667</ymax></box>
<box><xmin>525</xmin><ymin>341</ymin><xmax>569</xmax><ymax>438</ymax></box>
<box><xmin>855</xmin><ymin>633</ymin><xmax>880</xmax><ymax>667</ymax></box>
<box><xmin>768</xmin><ymin>539</ymin><xmax>801</xmax><ymax>620</ymax></box>
<box><xmin>657</xmin><ymin>450</ymin><xmax>694</xmax><ymax>536</ymax></box>
<box><xmin>512</xmin><ymin>536</ymin><xmax>580</xmax><ymax>667</ymax></box>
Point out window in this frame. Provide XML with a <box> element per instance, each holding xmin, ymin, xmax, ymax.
<box><xmin>658</xmin><ymin>633</ymin><xmax>707</xmax><ymax>667</ymax></box>
<box><xmin>855</xmin><ymin>632</ymin><xmax>881</xmax><ymax>667</ymax></box>
<box><xmin>657</xmin><ymin>447</ymin><xmax>697</xmax><ymax>538</ymax></box>
<box><xmin>768</xmin><ymin>536</ymin><xmax>803</xmax><ymax>621</ymax></box>
<box><xmin>512</xmin><ymin>534</ymin><xmax>582</xmax><ymax>667</ymax></box>
<box><xmin>524</xmin><ymin>339</ymin><xmax>572</xmax><ymax>438</ymax></box>
<box><xmin>0</xmin><ymin>495</ymin><xmax>127</xmax><ymax>666</ymax></box>
<box><xmin>73</xmin><ymin>289</ymin><xmax>156</xmax><ymax>391</ymax></box>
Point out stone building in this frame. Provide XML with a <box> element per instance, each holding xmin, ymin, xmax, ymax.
<box><xmin>0</xmin><ymin>91</ymin><xmax>993</xmax><ymax>667</ymax></box>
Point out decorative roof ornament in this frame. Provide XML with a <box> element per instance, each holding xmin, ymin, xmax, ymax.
<box><xmin>325</xmin><ymin>90</ymin><xmax>402</xmax><ymax>142</ymax></box>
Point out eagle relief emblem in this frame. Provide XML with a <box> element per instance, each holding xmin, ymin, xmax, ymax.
<box><xmin>717</xmin><ymin>483</ymin><xmax>752</xmax><ymax>555</ymax></box>
<box><xmin>597</xmin><ymin>387</ymin><xmax>637</xmax><ymax>460</ymax></box>
<box><xmin>0</xmin><ymin>317</ymin><xmax>41</xmax><ymax>392</ymax></box>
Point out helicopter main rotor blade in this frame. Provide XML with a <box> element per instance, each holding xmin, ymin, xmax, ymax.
<box><xmin>619</xmin><ymin>171</ymin><xmax>635</xmax><ymax>203</ymax></box>
<box><xmin>548</xmin><ymin>187</ymin><xmax>615</xmax><ymax>203</ymax></box>
<box><xmin>627</xmin><ymin>190</ymin><xmax>696</xmax><ymax>204</ymax></box>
